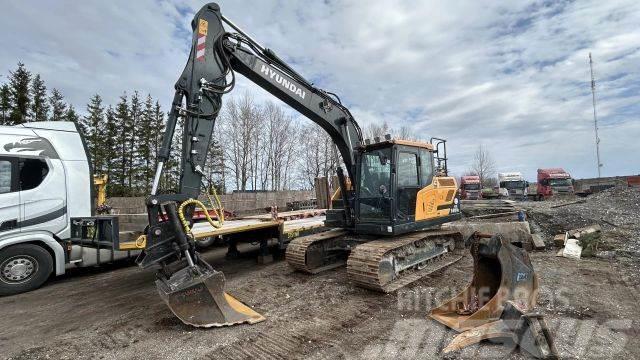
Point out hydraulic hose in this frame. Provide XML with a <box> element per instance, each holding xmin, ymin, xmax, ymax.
<box><xmin>177</xmin><ymin>188</ymin><xmax>225</xmax><ymax>239</ymax></box>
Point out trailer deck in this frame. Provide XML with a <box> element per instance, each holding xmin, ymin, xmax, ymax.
<box><xmin>190</xmin><ymin>209</ymin><xmax>328</xmax><ymax>255</ymax></box>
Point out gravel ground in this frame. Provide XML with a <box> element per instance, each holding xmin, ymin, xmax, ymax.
<box><xmin>1</xmin><ymin>189</ymin><xmax>638</xmax><ymax>359</ymax></box>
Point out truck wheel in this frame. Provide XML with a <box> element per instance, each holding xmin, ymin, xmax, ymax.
<box><xmin>0</xmin><ymin>244</ymin><xmax>53</xmax><ymax>296</ymax></box>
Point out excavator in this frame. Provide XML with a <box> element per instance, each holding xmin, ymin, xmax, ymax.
<box><xmin>140</xmin><ymin>3</ymin><xmax>464</xmax><ymax>328</ymax></box>
<box><xmin>135</xmin><ymin>5</ymin><xmax>557</xmax><ymax>356</ymax></box>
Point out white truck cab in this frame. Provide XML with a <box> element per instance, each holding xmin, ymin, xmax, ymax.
<box><xmin>498</xmin><ymin>172</ymin><xmax>528</xmax><ymax>200</ymax></box>
<box><xmin>0</xmin><ymin>122</ymin><xmax>135</xmax><ymax>295</ymax></box>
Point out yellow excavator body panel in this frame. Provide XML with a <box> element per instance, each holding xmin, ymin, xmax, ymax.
<box><xmin>415</xmin><ymin>176</ymin><xmax>458</xmax><ymax>221</ymax></box>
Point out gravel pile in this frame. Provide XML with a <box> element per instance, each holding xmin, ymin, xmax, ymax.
<box><xmin>523</xmin><ymin>185</ymin><xmax>640</xmax><ymax>255</ymax></box>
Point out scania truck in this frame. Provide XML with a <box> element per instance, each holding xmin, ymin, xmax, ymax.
<box><xmin>498</xmin><ymin>172</ymin><xmax>528</xmax><ymax>200</ymax></box>
<box><xmin>0</xmin><ymin>122</ymin><xmax>139</xmax><ymax>295</ymax></box>
<box><xmin>536</xmin><ymin>168</ymin><xmax>574</xmax><ymax>200</ymax></box>
<box><xmin>459</xmin><ymin>175</ymin><xmax>482</xmax><ymax>200</ymax></box>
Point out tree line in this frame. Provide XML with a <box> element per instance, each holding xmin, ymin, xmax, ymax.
<box><xmin>0</xmin><ymin>62</ymin><xmax>181</xmax><ymax>196</ymax></box>
<box><xmin>216</xmin><ymin>91</ymin><xmax>419</xmax><ymax>191</ymax></box>
<box><xmin>1</xmin><ymin>63</ymin><xmax>80</xmax><ymax>125</ymax></box>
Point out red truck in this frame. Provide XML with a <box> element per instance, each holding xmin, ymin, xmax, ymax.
<box><xmin>460</xmin><ymin>175</ymin><xmax>482</xmax><ymax>200</ymax></box>
<box><xmin>536</xmin><ymin>168</ymin><xmax>574</xmax><ymax>199</ymax></box>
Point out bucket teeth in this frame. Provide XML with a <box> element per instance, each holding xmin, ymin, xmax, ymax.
<box><xmin>157</xmin><ymin>265</ymin><xmax>265</xmax><ymax>327</ymax></box>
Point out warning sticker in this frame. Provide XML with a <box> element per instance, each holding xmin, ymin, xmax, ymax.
<box><xmin>198</xmin><ymin>19</ymin><xmax>208</xmax><ymax>36</ymax></box>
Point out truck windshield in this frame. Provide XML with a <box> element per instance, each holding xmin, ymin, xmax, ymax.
<box><xmin>358</xmin><ymin>149</ymin><xmax>391</xmax><ymax>221</ymax></box>
<box><xmin>500</xmin><ymin>181</ymin><xmax>525</xmax><ymax>189</ymax></box>
<box><xmin>464</xmin><ymin>184</ymin><xmax>480</xmax><ymax>190</ymax></box>
<box><xmin>549</xmin><ymin>178</ymin><xmax>572</xmax><ymax>187</ymax></box>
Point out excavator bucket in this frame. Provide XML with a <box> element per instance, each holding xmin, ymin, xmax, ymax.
<box><xmin>156</xmin><ymin>265</ymin><xmax>265</xmax><ymax>327</ymax></box>
<box><xmin>429</xmin><ymin>233</ymin><xmax>557</xmax><ymax>359</ymax></box>
<box><xmin>430</xmin><ymin>232</ymin><xmax>539</xmax><ymax>331</ymax></box>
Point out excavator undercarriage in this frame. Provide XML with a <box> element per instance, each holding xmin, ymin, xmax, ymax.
<box><xmin>287</xmin><ymin>228</ymin><xmax>465</xmax><ymax>293</ymax></box>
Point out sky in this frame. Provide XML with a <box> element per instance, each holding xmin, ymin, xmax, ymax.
<box><xmin>1</xmin><ymin>0</ymin><xmax>638</xmax><ymax>181</ymax></box>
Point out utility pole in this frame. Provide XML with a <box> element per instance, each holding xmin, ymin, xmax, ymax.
<box><xmin>589</xmin><ymin>52</ymin><xmax>602</xmax><ymax>178</ymax></box>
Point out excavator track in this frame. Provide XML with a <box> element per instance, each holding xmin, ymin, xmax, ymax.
<box><xmin>347</xmin><ymin>230</ymin><xmax>464</xmax><ymax>293</ymax></box>
<box><xmin>286</xmin><ymin>229</ymin><xmax>353</xmax><ymax>273</ymax></box>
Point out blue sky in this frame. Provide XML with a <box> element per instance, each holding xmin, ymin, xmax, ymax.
<box><xmin>1</xmin><ymin>0</ymin><xmax>638</xmax><ymax>181</ymax></box>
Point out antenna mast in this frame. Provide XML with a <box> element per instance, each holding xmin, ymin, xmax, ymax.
<box><xmin>589</xmin><ymin>52</ymin><xmax>602</xmax><ymax>178</ymax></box>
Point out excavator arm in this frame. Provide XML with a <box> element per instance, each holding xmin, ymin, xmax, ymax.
<box><xmin>140</xmin><ymin>3</ymin><xmax>362</xmax><ymax>327</ymax></box>
<box><xmin>151</xmin><ymin>3</ymin><xmax>361</xmax><ymax>230</ymax></box>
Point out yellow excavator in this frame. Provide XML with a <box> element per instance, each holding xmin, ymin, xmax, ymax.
<box><xmin>139</xmin><ymin>3</ymin><xmax>463</xmax><ymax>327</ymax></box>
<box><xmin>93</xmin><ymin>174</ymin><xmax>108</xmax><ymax>208</ymax></box>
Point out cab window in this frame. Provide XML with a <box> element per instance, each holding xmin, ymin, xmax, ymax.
<box><xmin>419</xmin><ymin>149</ymin><xmax>433</xmax><ymax>186</ymax></box>
<box><xmin>0</xmin><ymin>160</ymin><xmax>11</xmax><ymax>194</ymax></box>
<box><xmin>397</xmin><ymin>152</ymin><xmax>419</xmax><ymax>187</ymax></box>
<box><xmin>19</xmin><ymin>158</ymin><xmax>49</xmax><ymax>191</ymax></box>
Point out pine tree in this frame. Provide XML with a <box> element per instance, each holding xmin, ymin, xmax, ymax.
<box><xmin>136</xmin><ymin>94</ymin><xmax>154</xmax><ymax>193</ymax></box>
<box><xmin>8</xmin><ymin>62</ymin><xmax>31</xmax><ymax>124</ymax></box>
<box><xmin>162</xmin><ymin>113</ymin><xmax>183</xmax><ymax>193</ymax></box>
<box><xmin>49</xmin><ymin>88</ymin><xmax>67</xmax><ymax>121</ymax></box>
<box><xmin>150</xmin><ymin>101</ymin><xmax>166</xmax><ymax>192</ymax></box>
<box><xmin>205</xmin><ymin>139</ymin><xmax>226</xmax><ymax>194</ymax></box>
<box><xmin>66</xmin><ymin>105</ymin><xmax>80</xmax><ymax>125</ymax></box>
<box><xmin>84</xmin><ymin>94</ymin><xmax>105</xmax><ymax>174</ymax></box>
<box><xmin>114</xmin><ymin>93</ymin><xmax>130</xmax><ymax>194</ymax></box>
<box><xmin>127</xmin><ymin>91</ymin><xmax>142</xmax><ymax>193</ymax></box>
<box><xmin>29</xmin><ymin>74</ymin><xmax>49</xmax><ymax>121</ymax></box>
<box><xmin>152</xmin><ymin>100</ymin><xmax>165</xmax><ymax>169</ymax></box>
<box><xmin>0</xmin><ymin>84</ymin><xmax>10</xmax><ymax>125</ymax></box>
<box><xmin>103</xmin><ymin>106</ymin><xmax>120</xmax><ymax>196</ymax></box>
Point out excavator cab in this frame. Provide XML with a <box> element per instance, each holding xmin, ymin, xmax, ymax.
<box><xmin>347</xmin><ymin>137</ymin><xmax>461</xmax><ymax>236</ymax></box>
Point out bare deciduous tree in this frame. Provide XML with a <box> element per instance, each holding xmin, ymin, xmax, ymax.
<box><xmin>363</xmin><ymin>121</ymin><xmax>419</xmax><ymax>141</ymax></box>
<box><xmin>468</xmin><ymin>144</ymin><xmax>496</xmax><ymax>187</ymax></box>
<box><xmin>297</xmin><ymin>123</ymin><xmax>338</xmax><ymax>189</ymax></box>
<box><xmin>394</xmin><ymin>125</ymin><xmax>415</xmax><ymax>141</ymax></box>
<box><xmin>363</xmin><ymin>121</ymin><xmax>390</xmax><ymax>140</ymax></box>
<box><xmin>219</xmin><ymin>92</ymin><xmax>262</xmax><ymax>191</ymax></box>
<box><xmin>218</xmin><ymin>93</ymin><xmax>302</xmax><ymax>192</ymax></box>
<box><xmin>263</xmin><ymin>101</ymin><xmax>297</xmax><ymax>190</ymax></box>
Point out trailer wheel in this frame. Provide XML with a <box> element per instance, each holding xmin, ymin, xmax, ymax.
<box><xmin>196</xmin><ymin>236</ymin><xmax>216</xmax><ymax>249</ymax></box>
<box><xmin>0</xmin><ymin>244</ymin><xmax>53</xmax><ymax>296</ymax></box>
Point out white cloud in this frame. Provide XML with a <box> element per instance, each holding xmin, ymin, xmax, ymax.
<box><xmin>1</xmin><ymin>0</ymin><xmax>638</xmax><ymax>180</ymax></box>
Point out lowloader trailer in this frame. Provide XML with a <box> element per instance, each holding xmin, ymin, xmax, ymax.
<box><xmin>0</xmin><ymin>121</ymin><xmax>325</xmax><ymax>295</ymax></box>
